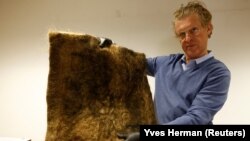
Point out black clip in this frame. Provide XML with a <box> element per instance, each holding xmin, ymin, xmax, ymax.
<box><xmin>99</xmin><ymin>37</ymin><xmax>113</xmax><ymax>48</ymax></box>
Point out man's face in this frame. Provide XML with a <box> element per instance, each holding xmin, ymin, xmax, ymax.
<box><xmin>174</xmin><ymin>13</ymin><xmax>213</xmax><ymax>62</ymax></box>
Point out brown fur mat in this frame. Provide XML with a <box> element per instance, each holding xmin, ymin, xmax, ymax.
<box><xmin>45</xmin><ymin>32</ymin><xmax>156</xmax><ymax>141</ymax></box>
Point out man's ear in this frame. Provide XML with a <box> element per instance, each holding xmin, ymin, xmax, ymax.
<box><xmin>207</xmin><ymin>22</ymin><xmax>213</xmax><ymax>38</ymax></box>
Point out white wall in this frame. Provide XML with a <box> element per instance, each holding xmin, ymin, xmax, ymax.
<box><xmin>0</xmin><ymin>0</ymin><xmax>249</xmax><ymax>140</ymax></box>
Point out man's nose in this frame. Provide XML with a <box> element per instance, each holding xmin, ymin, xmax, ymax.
<box><xmin>183</xmin><ymin>33</ymin><xmax>192</xmax><ymax>42</ymax></box>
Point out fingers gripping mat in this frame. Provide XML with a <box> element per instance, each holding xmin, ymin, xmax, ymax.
<box><xmin>46</xmin><ymin>32</ymin><xmax>156</xmax><ymax>141</ymax></box>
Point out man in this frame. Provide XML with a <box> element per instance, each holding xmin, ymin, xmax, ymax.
<box><xmin>117</xmin><ymin>1</ymin><xmax>231</xmax><ymax>140</ymax></box>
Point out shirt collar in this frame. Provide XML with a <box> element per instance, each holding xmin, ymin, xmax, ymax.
<box><xmin>181</xmin><ymin>51</ymin><xmax>213</xmax><ymax>65</ymax></box>
<box><xmin>181</xmin><ymin>51</ymin><xmax>213</xmax><ymax>71</ymax></box>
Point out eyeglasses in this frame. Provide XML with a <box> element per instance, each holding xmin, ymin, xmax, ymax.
<box><xmin>176</xmin><ymin>27</ymin><xmax>201</xmax><ymax>41</ymax></box>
